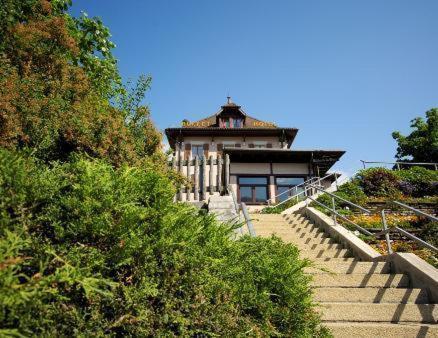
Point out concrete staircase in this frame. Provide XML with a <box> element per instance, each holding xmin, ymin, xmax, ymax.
<box><xmin>250</xmin><ymin>213</ymin><xmax>438</xmax><ymax>337</ymax></box>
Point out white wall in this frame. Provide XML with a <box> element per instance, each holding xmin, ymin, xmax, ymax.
<box><xmin>273</xmin><ymin>163</ymin><xmax>309</xmax><ymax>175</ymax></box>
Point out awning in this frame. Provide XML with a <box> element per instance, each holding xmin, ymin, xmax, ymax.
<box><xmin>223</xmin><ymin>148</ymin><xmax>345</xmax><ymax>175</ymax></box>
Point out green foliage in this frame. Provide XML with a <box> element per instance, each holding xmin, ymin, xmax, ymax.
<box><xmin>0</xmin><ymin>0</ymin><xmax>161</xmax><ymax>166</ymax></box>
<box><xmin>423</xmin><ymin>222</ymin><xmax>438</xmax><ymax>247</ymax></box>
<box><xmin>0</xmin><ymin>149</ymin><xmax>327</xmax><ymax>336</ymax></box>
<box><xmin>335</xmin><ymin>181</ymin><xmax>367</xmax><ymax>205</ymax></box>
<box><xmin>314</xmin><ymin>181</ymin><xmax>367</xmax><ymax>214</ymax></box>
<box><xmin>394</xmin><ymin>166</ymin><xmax>438</xmax><ymax>197</ymax></box>
<box><xmin>392</xmin><ymin>108</ymin><xmax>438</xmax><ymax>162</ymax></box>
<box><xmin>70</xmin><ymin>11</ymin><xmax>121</xmax><ymax>97</ymax></box>
<box><xmin>356</xmin><ymin>168</ymin><xmax>401</xmax><ymax>198</ymax></box>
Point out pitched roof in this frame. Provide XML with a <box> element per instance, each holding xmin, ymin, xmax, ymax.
<box><xmin>165</xmin><ymin>97</ymin><xmax>299</xmax><ymax>148</ymax></box>
<box><xmin>180</xmin><ymin>97</ymin><xmax>280</xmax><ymax>129</ymax></box>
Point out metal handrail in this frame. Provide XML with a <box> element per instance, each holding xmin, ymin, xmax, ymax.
<box><xmin>268</xmin><ymin>173</ymin><xmax>338</xmax><ymax>207</ymax></box>
<box><xmin>269</xmin><ymin>172</ymin><xmax>338</xmax><ymax>204</ymax></box>
<box><xmin>307</xmin><ymin>196</ymin><xmax>373</xmax><ymax>236</ymax></box>
<box><xmin>392</xmin><ymin>201</ymin><xmax>438</xmax><ymax>222</ymax></box>
<box><xmin>307</xmin><ymin>184</ymin><xmax>372</xmax><ymax>214</ymax></box>
<box><xmin>270</xmin><ymin>176</ymin><xmax>318</xmax><ymax>201</ymax></box>
<box><xmin>270</xmin><ymin>186</ymin><xmax>310</xmax><ymax>209</ymax></box>
<box><xmin>306</xmin><ymin>185</ymin><xmax>438</xmax><ymax>255</ymax></box>
<box><xmin>241</xmin><ymin>202</ymin><xmax>256</xmax><ymax>237</ymax></box>
<box><xmin>361</xmin><ymin>160</ymin><xmax>438</xmax><ymax>170</ymax></box>
<box><xmin>227</xmin><ymin>185</ymin><xmax>256</xmax><ymax>237</ymax></box>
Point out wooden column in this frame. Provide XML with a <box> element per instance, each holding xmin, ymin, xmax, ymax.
<box><xmin>194</xmin><ymin>156</ymin><xmax>199</xmax><ymax>201</ymax></box>
<box><xmin>209</xmin><ymin>155</ymin><xmax>214</xmax><ymax>194</ymax></box>
<box><xmin>217</xmin><ymin>154</ymin><xmax>222</xmax><ymax>194</ymax></box>
<box><xmin>178</xmin><ymin>153</ymin><xmax>184</xmax><ymax>201</ymax></box>
<box><xmin>201</xmin><ymin>156</ymin><xmax>207</xmax><ymax>201</ymax></box>
<box><xmin>171</xmin><ymin>155</ymin><xmax>176</xmax><ymax>171</ymax></box>
<box><xmin>186</xmin><ymin>155</ymin><xmax>191</xmax><ymax>201</ymax></box>
<box><xmin>224</xmin><ymin>154</ymin><xmax>230</xmax><ymax>190</ymax></box>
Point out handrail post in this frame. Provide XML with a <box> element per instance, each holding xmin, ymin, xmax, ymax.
<box><xmin>381</xmin><ymin>210</ymin><xmax>393</xmax><ymax>255</ymax></box>
<box><xmin>241</xmin><ymin>202</ymin><xmax>256</xmax><ymax>237</ymax></box>
<box><xmin>331</xmin><ymin>196</ymin><xmax>337</xmax><ymax>225</ymax></box>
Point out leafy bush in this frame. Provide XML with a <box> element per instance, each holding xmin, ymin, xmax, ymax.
<box><xmin>398</xmin><ymin>180</ymin><xmax>415</xmax><ymax>196</ymax></box>
<box><xmin>313</xmin><ymin>181</ymin><xmax>366</xmax><ymax>215</ymax></box>
<box><xmin>0</xmin><ymin>150</ymin><xmax>328</xmax><ymax>337</ymax></box>
<box><xmin>335</xmin><ymin>181</ymin><xmax>367</xmax><ymax>205</ymax></box>
<box><xmin>394</xmin><ymin>166</ymin><xmax>438</xmax><ymax>197</ymax></box>
<box><xmin>0</xmin><ymin>0</ymin><xmax>162</xmax><ymax>166</ymax></box>
<box><xmin>357</xmin><ymin>168</ymin><xmax>401</xmax><ymax>197</ymax></box>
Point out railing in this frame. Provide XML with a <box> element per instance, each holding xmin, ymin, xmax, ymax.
<box><xmin>306</xmin><ymin>184</ymin><xmax>438</xmax><ymax>255</ymax></box>
<box><xmin>306</xmin><ymin>184</ymin><xmax>374</xmax><ymax>236</ymax></box>
<box><xmin>377</xmin><ymin>201</ymin><xmax>438</xmax><ymax>254</ymax></box>
<box><xmin>227</xmin><ymin>185</ymin><xmax>256</xmax><ymax>237</ymax></box>
<box><xmin>360</xmin><ymin>160</ymin><xmax>438</xmax><ymax>170</ymax></box>
<box><xmin>268</xmin><ymin>172</ymin><xmax>339</xmax><ymax>208</ymax></box>
<box><xmin>268</xmin><ymin>176</ymin><xmax>319</xmax><ymax>204</ymax></box>
<box><xmin>241</xmin><ymin>202</ymin><xmax>256</xmax><ymax>237</ymax></box>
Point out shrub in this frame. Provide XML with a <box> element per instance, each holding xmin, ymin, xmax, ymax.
<box><xmin>0</xmin><ymin>149</ymin><xmax>328</xmax><ymax>337</ymax></box>
<box><xmin>357</xmin><ymin>168</ymin><xmax>400</xmax><ymax>197</ymax></box>
<box><xmin>398</xmin><ymin>181</ymin><xmax>415</xmax><ymax>196</ymax></box>
<box><xmin>394</xmin><ymin>167</ymin><xmax>438</xmax><ymax>197</ymax></box>
<box><xmin>335</xmin><ymin>181</ymin><xmax>367</xmax><ymax>205</ymax></box>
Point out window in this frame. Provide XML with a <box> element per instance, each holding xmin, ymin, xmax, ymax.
<box><xmin>192</xmin><ymin>145</ymin><xmax>204</xmax><ymax>158</ymax></box>
<box><xmin>233</xmin><ymin>118</ymin><xmax>242</xmax><ymax>128</ymax></box>
<box><xmin>275</xmin><ymin>177</ymin><xmax>306</xmax><ymax>202</ymax></box>
<box><xmin>220</xmin><ymin>117</ymin><xmax>243</xmax><ymax>128</ymax></box>
<box><xmin>253</xmin><ymin>143</ymin><xmax>266</xmax><ymax>148</ymax></box>
<box><xmin>238</xmin><ymin>177</ymin><xmax>268</xmax><ymax>204</ymax></box>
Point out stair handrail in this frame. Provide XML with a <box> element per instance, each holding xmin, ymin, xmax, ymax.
<box><xmin>227</xmin><ymin>184</ymin><xmax>256</xmax><ymax>237</ymax></box>
<box><xmin>360</xmin><ymin>160</ymin><xmax>438</xmax><ymax>170</ymax></box>
<box><xmin>378</xmin><ymin>201</ymin><xmax>438</xmax><ymax>254</ymax></box>
<box><xmin>306</xmin><ymin>184</ymin><xmax>374</xmax><ymax>236</ymax></box>
<box><xmin>306</xmin><ymin>184</ymin><xmax>438</xmax><ymax>255</ymax></box>
<box><xmin>268</xmin><ymin>172</ymin><xmax>339</xmax><ymax>208</ymax></box>
<box><xmin>241</xmin><ymin>202</ymin><xmax>256</xmax><ymax>237</ymax></box>
<box><xmin>268</xmin><ymin>176</ymin><xmax>319</xmax><ymax>204</ymax></box>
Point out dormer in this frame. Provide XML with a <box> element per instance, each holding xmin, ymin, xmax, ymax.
<box><xmin>216</xmin><ymin>97</ymin><xmax>246</xmax><ymax>128</ymax></box>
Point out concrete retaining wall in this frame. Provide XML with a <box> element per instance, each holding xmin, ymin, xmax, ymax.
<box><xmin>390</xmin><ymin>252</ymin><xmax>438</xmax><ymax>303</ymax></box>
<box><xmin>303</xmin><ymin>206</ymin><xmax>438</xmax><ymax>302</ymax></box>
<box><xmin>303</xmin><ymin>207</ymin><xmax>382</xmax><ymax>261</ymax></box>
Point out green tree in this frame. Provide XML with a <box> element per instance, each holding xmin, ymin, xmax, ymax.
<box><xmin>0</xmin><ymin>0</ymin><xmax>161</xmax><ymax>165</ymax></box>
<box><xmin>392</xmin><ymin>109</ymin><xmax>438</xmax><ymax>163</ymax></box>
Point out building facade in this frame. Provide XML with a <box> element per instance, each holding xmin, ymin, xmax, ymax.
<box><xmin>165</xmin><ymin>98</ymin><xmax>345</xmax><ymax>205</ymax></box>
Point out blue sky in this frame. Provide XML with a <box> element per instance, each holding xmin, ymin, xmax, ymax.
<box><xmin>70</xmin><ymin>1</ymin><xmax>438</xmax><ymax>175</ymax></box>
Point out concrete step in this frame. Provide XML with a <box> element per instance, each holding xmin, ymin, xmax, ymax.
<box><xmin>311</xmin><ymin>274</ymin><xmax>410</xmax><ymax>288</ymax></box>
<box><xmin>312</xmin><ymin>257</ymin><xmax>359</xmax><ymax>263</ymax></box>
<box><xmin>294</xmin><ymin>242</ymin><xmax>344</xmax><ymax>251</ymax></box>
<box><xmin>314</xmin><ymin>287</ymin><xmax>429</xmax><ymax>304</ymax></box>
<box><xmin>325</xmin><ymin>322</ymin><xmax>438</xmax><ymax>338</ymax></box>
<box><xmin>320</xmin><ymin>303</ymin><xmax>438</xmax><ymax>323</ymax></box>
<box><xmin>295</xmin><ymin>237</ymin><xmax>336</xmax><ymax>246</ymax></box>
<box><xmin>255</xmin><ymin>228</ymin><xmax>326</xmax><ymax>239</ymax></box>
<box><xmin>290</xmin><ymin>228</ymin><xmax>324</xmax><ymax>238</ymax></box>
<box><xmin>306</xmin><ymin>261</ymin><xmax>391</xmax><ymax>274</ymax></box>
<box><xmin>251</xmin><ymin>220</ymin><xmax>290</xmax><ymax>225</ymax></box>
<box><xmin>299</xmin><ymin>248</ymin><xmax>352</xmax><ymax>259</ymax></box>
